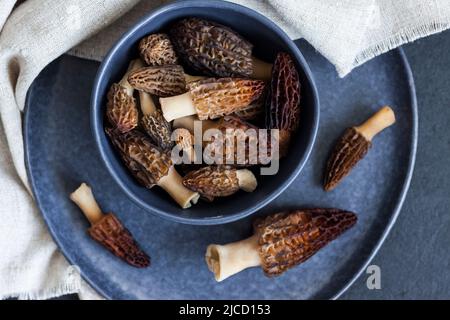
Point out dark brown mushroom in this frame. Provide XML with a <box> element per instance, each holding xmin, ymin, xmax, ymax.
<box><xmin>266</xmin><ymin>52</ymin><xmax>301</xmax><ymax>157</ymax></box>
<box><xmin>169</xmin><ymin>18</ymin><xmax>272</xmax><ymax>80</ymax></box>
<box><xmin>139</xmin><ymin>33</ymin><xmax>178</xmax><ymax>66</ymax></box>
<box><xmin>205</xmin><ymin>208</ymin><xmax>357</xmax><ymax>281</ymax></box>
<box><xmin>324</xmin><ymin>106</ymin><xmax>396</xmax><ymax>191</ymax></box>
<box><xmin>105</xmin><ymin>129</ymin><xmax>199</xmax><ymax>208</ymax></box>
<box><xmin>128</xmin><ymin>65</ymin><xmax>205</xmax><ymax>97</ymax></box>
<box><xmin>183</xmin><ymin>166</ymin><xmax>257</xmax><ymax>201</ymax></box>
<box><xmin>70</xmin><ymin>183</ymin><xmax>150</xmax><ymax>268</ymax></box>
<box><xmin>106</xmin><ymin>59</ymin><xmax>143</xmax><ymax>133</ymax></box>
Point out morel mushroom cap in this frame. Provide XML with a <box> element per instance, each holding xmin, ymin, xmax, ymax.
<box><xmin>106</xmin><ymin>59</ymin><xmax>143</xmax><ymax>133</ymax></box>
<box><xmin>106</xmin><ymin>128</ymin><xmax>199</xmax><ymax>208</ymax></box>
<box><xmin>183</xmin><ymin>166</ymin><xmax>257</xmax><ymax>201</ymax></box>
<box><xmin>234</xmin><ymin>95</ymin><xmax>265</xmax><ymax>121</ymax></box>
<box><xmin>266</xmin><ymin>52</ymin><xmax>301</xmax><ymax>156</ymax></box>
<box><xmin>139</xmin><ymin>33</ymin><xmax>178</xmax><ymax>66</ymax></box>
<box><xmin>204</xmin><ymin>115</ymin><xmax>271</xmax><ymax>166</ymax></box>
<box><xmin>128</xmin><ymin>65</ymin><xmax>187</xmax><ymax>97</ymax></box>
<box><xmin>324</xmin><ymin>106</ymin><xmax>396</xmax><ymax>191</ymax></box>
<box><xmin>160</xmin><ymin>78</ymin><xmax>265</xmax><ymax>121</ymax></box>
<box><xmin>172</xmin><ymin>128</ymin><xmax>197</xmax><ymax>164</ymax></box>
<box><xmin>139</xmin><ymin>91</ymin><xmax>173</xmax><ymax>151</ymax></box>
<box><xmin>205</xmin><ymin>208</ymin><xmax>357</xmax><ymax>281</ymax></box>
<box><xmin>169</xmin><ymin>18</ymin><xmax>272</xmax><ymax>80</ymax></box>
<box><xmin>70</xmin><ymin>183</ymin><xmax>150</xmax><ymax>268</ymax></box>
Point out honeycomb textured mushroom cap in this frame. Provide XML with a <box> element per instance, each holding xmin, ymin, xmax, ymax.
<box><xmin>139</xmin><ymin>33</ymin><xmax>178</xmax><ymax>66</ymax></box>
<box><xmin>183</xmin><ymin>166</ymin><xmax>240</xmax><ymax>201</ymax></box>
<box><xmin>89</xmin><ymin>213</ymin><xmax>150</xmax><ymax>268</ymax></box>
<box><xmin>323</xmin><ymin>127</ymin><xmax>371</xmax><ymax>191</ymax></box>
<box><xmin>105</xmin><ymin>129</ymin><xmax>171</xmax><ymax>187</ymax></box>
<box><xmin>254</xmin><ymin>208</ymin><xmax>357</xmax><ymax>276</ymax></box>
<box><xmin>169</xmin><ymin>18</ymin><xmax>253</xmax><ymax>77</ymax></box>
<box><xmin>106</xmin><ymin>83</ymin><xmax>138</xmax><ymax>133</ymax></box>
<box><xmin>189</xmin><ymin>78</ymin><xmax>265</xmax><ymax>120</ymax></box>
<box><xmin>141</xmin><ymin>110</ymin><xmax>174</xmax><ymax>151</ymax></box>
<box><xmin>128</xmin><ymin>65</ymin><xmax>187</xmax><ymax>97</ymax></box>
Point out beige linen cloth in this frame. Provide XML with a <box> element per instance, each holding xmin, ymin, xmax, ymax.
<box><xmin>0</xmin><ymin>0</ymin><xmax>449</xmax><ymax>300</ymax></box>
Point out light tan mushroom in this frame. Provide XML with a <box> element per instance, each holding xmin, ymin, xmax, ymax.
<box><xmin>160</xmin><ymin>78</ymin><xmax>265</xmax><ymax>121</ymax></box>
<box><xmin>139</xmin><ymin>33</ymin><xmax>178</xmax><ymax>66</ymax></box>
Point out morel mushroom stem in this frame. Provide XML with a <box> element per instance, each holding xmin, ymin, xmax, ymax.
<box><xmin>355</xmin><ymin>106</ymin><xmax>396</xmax><ymax>141</ymax></box>
<box><xmin>160</xmin><ymin>92</ymin><xmax>197</xmax><ymax>121</ymax></box>
<box><xmin>236</xmin><ymin>169</ymin><xmax>258</xmax><ymax>192</ymax></box>
<box><xmin>69</xmin><ymin>183</ymin><xmax>104</xmax><ymax>225</ymax></box>
<box><xmin>251</xmin><ymin>57</ymin><xmax>272</xmax><ymax>81</ymax></box>
<box><xmin>139</xmin><ymin>91</ymin><xmax>157</xmax><ymax>116</ymax></box>
<box><xmin>119</xmin><ymin>59</ymin><xmax>144</xmax><ymax>96</ymax></box>
<box><xmin>157</xmin><ymin>166</ymin><xmax>200</xmax><ymax>208</ymax></box>
<box><xmin>206</xmin><ymin>234</ymin><xmax>260</xmax><ymax>282</ymax></box>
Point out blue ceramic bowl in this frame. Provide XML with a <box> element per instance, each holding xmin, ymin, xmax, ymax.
<box><xmin>91</xmin><ymin>0</ymin><xmax>319</xmax><ymax>225</ymax></box>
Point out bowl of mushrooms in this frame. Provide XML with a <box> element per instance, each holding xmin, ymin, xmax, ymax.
<box><xmin>91</xmin><ymin>0</ymin><xmax>319</xmax><ymax>225</ymax></box>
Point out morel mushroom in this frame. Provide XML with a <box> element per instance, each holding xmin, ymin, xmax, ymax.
<box><xmin>128</xmin><ymin>65</ymin><xmax>205</xmax><ymax>97</ymax></box>
<box><xmin>169</xmin><ymin>18</ymin><xmax>272</xmax><ymax>80</ymax></box>
<box><xmin>206</xmin><ymin>208</ymin><xmax>357</xmax><ymax>281</ymax></box>
<box><xmin>70</xmin><ymin>183</ymin><xmax>150</xmax><ymax>268</ymax></box>
<box><xmin>266</xmin><ymin>52</ymin><xmax>301</xmax><ymax>157</ymax></box>
<box><xmin>106</xmin><ymin>129</ymin><xmax>199</xmax><ymax>208</ymax></box>
<box><xmin>106</xmin><ymin>59</ymin><xmax>144</xmax><ymax>133</ymax></box>
<box><xmin>139</xmin><ymin>33</ymin><xmax>178</xmax><ymax>66</ymax></box>
<box><xmin>183</xmin><ymin>166</ymin><xmax>257</xmax><ymax>201</ymax></box>
<box><xmin>234</xmin><ymin>96</ymin><xmax>265</xmax><ymax>122</ymax></box>
<box><xmin>324</xmin><ymin>106</ymin><xmax>396</xmax><ymax>191</ymax></box>
<box><xmin>139</xmin><ymin>91</ymin><xmax>173</xmax><ymax>151</ymax></box>
<box><xmin>160</xmin><ymin>78</ymin><xmax>265</xmax><ymax>121</ymax></box>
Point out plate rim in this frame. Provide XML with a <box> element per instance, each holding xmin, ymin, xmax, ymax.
<box><xmin>23</xmin><ymin>48</ymin><xmax>418</xmax><ymax>300</ymax></box>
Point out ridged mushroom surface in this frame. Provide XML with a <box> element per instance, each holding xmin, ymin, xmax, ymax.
<box><xmin>139</xmin><ymin>33</ymin><xmax>178</xmax><ymax>66</ymax></box>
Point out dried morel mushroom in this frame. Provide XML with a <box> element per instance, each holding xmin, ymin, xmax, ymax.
<box><xmin>206</xmin><ymin>208</ymin><xmax>357</xmax><ymax>281</ymax></box>
<box><xmin>160</xmin><ymin>78</ymin><xmax>265</xmax><ymax>121</ymax></box>
<box><xmin>139</xmin><ymin>33</ymin><xmax>178</xmax><ymax>66</ymax></box>
<box><xmin>139</xmin><ymin>91</ymin><xmax>173</xmax><ymax>151</ymax></box>
<box><xmin>233</xmin><ymin>96</ymin><xmax>265</xmax><ymax>122</ymax></box>
<box><xmin>106</xmin><ymin>129</ymin><xmax>199</xmax><ymax>208</ymax></box>
<box><xmin>106</xmin><ymin>59</ymin><xmax>143</xmax><ymax>133</ymax></box>
<box><xmin>204</xmin><ymin>115</ymin><xmax>272</xmax><ymax>166</ymax></box>
<box><xmin>169</xmin><ymin>18</ymin><xmax>272</xmax><ymax>80</ymax></box>
<box><xmin>183</xmin><ymin>166</ymin><xmax>257</xmax><ymax>201</ymax></box>
<box><xmin>128</xmin><ymin>65</ymin><xmax>205</xmax><ymax>97</ymax></box>
<box><xmin>70</xmin><ymin>183</ymin><xmax>150</xmax><ymax>268</ymax></box>
<box><xmin>324</xmin><ymin>106</ymin><xmax>396</xmax><ymax>191</ymax></box>
<box><xmin>266</xmin><ymin>52</ymin><xmax>301</xmax><ymax>157</ymax></box>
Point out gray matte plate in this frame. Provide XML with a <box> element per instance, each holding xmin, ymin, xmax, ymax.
<box><xmin>24</xmin><ymin>42</ymin><xmax>417</xmax><ymax>300</ymax></box>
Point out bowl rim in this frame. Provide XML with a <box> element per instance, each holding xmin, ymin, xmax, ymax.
<box><xmin>91</xmin><ymin>0</ymin><xmax>320</xmax><ymax>225</ymax></box>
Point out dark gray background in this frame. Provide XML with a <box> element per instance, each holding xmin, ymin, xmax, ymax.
<box><xmin>341</xmin><ymin>29</ymin><xmax>450</xmax><ymax>299</ymax></box>
<box><xmin>56</xmin><ymin>29</ymin><xmax>449</xmax><ymax>300</ymax></box>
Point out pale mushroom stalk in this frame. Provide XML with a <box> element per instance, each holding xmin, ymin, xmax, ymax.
<box><xmin>173</xmin><ymin>115</ymin><xmax>218</xmax><ymax>134</ymax></box>
<box><xmin>355</xmin><ymin>106</ymin><xmax>396</xmax><ymax>141</ymax></box>
<box><xmin>158</xmin><ymin>166</ymin><xmax>200</xmax><ymax>208</ymax></box>
<box><xmin>139</xmin><ymin>91</ymin><xmax>157</xmax><ymax>115</ymax></box>
<box><xmin>70</xmin><ymin>183</ymin><xmax>103</xmax><ymax>225</ymax></box>
<box><xmin>236</xmin><ymin>169</ymin><xmax>258</xmax><ymax>192</ymax></box>
<box><xmin>206</xmin><ymin>234</ymin><xmax>260</xmax><ymax>282</ymax></box>
<box><xmin>160</xmin><ymin>78</ymin><xmax>265</xmax><ymax>122</ymax></box>
<box><xmin>120</xmin><ymin>59</ymin><xmax>144</xmax><ymax>96</ymax></box>
<box><xmin>251</xmin><ymin>57</ymin><xmax>273</xmax><ymax>81</ymax></box>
